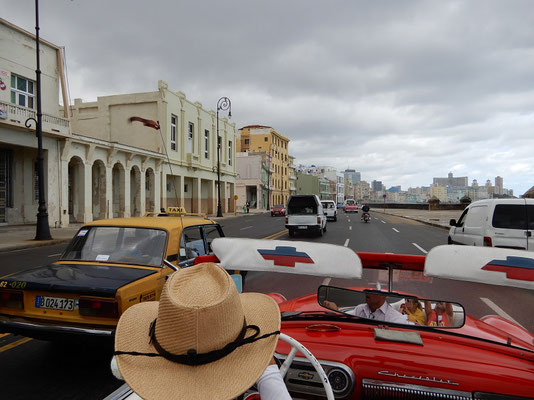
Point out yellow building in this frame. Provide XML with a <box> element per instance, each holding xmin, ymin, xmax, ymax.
<box><xmin>238</xmin><ymin>125</ymin><xmax>290</xmax><ymax>206</ymax></box>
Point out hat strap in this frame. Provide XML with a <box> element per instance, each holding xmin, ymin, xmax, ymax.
<box><xmin>115</xmin><ymin>318</ymin><xmax>280</xmax><ymax>366</ymax></box>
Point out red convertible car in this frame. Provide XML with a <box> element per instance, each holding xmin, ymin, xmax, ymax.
<box><xmin>343</xmin><ymin>200</ymin><xmax>359</xmax><ymax>213</ymax></box>
<box><xmin>108</xmin><ymin>239</ymin><xmax>534</xmax><ymax>399</ymax></box>
<box><xmin>271</xmin><ymin>204</ymin><xmax>287</xmax><ymax>217</ymax></box>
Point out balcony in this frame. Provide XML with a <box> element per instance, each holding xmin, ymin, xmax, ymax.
<box><xmin>0</xmin><ymin>100</ymin><xmax>70</xmax><ymax>137</ymax></box>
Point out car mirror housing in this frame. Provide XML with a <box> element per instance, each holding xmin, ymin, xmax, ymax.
<box><xmin>317</xmin><ymin>285</ymin><xmax>465</xmax><ymax>328</ymax></box>
<box><xmin>449</xmin><ymin>219</ymin><xmax>457</xmax><ymax>227</ymax></box>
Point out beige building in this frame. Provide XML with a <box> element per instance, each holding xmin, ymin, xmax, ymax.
<box><xmin>0</xmin><ymin>18</ymin><xmax>70</xmax><ymax>225</ymax></box>
<box><xmin>237</xmin><ymin>125</ymin><xmax>290</xmax><ymax>206</ymax></box>
<box><xmin>67</xmin><ymin>80</ymin><xmax>237</xmax><ymax>222</ymax></box>
<box><xmin>430</xmin><ymin>184</ymin><xmax>447</xmax><ymax>203</ymax></box>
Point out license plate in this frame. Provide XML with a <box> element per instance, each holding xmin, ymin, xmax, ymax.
<box><xmin>298</xmin><ymin>226</ymin><xmax>308</xmax><ymax>229</ymax></box>
<box><xmin>35</xmin><ymin>296</ymin><xmax>76</xmax><ymax>311</ymax></box>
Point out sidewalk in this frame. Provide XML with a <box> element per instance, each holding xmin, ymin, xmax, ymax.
<box><xmin>0</xmin><ymin>209</ymin><xmax>268</xmax><ymax>253</ymax></box>
<box><xmin>374</xmin><ymin>208</ymin><xmax>464</xmax><ymax>230</ymax></box>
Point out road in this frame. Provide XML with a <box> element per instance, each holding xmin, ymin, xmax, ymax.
<box><xmin>0</xmin><ymin>211</ymin><xmax>533</xmax><ymax>399</ymax></box>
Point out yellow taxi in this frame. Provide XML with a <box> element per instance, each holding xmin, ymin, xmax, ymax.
<box><xmin>0</xmin><ymin>208</ymin><xmax>224</xmax><ymax>340</ymax></box>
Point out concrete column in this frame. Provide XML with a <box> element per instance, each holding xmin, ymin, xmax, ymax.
<box><xmin>160</xmin><ymin>170</ymin><xmax>167</xmax><ymax>210</ymax></box>
<box><xmin>228</xmin><ymin>182</ymin><xmax>235</xmax><ymax>212</ymax></box>
<box><xmin>192</xmin><ymin>177</ymin><xmax>201</xmax><ymax>213</ymax></box>
<box><xmin>124</xmin><ymin>167</ymin><xmax>131</xmax><ymax>218</ymax></box>
<box><xmin>140</xmin><ymin>168</ymin><xmax>146</xmax><ymax>216</ymax></box>
<box><xmin>154</xmin><ymin>168</ymin><xmax>161</xmax><ymax>212</ymax></box>
<box><xmin>83</xmin><ymin>162</ymin><xmax>93</xmax><ymax>222</ymax></box>
<box><xmin>208</xmin><ymin>180</ymin><xmax>215</xmax><ymax>215</ymax></box>
<box><xmin>177</xmin><ymin>175</ymin><xmax>185</xmax><ymax>208</ymax></box>
<box><xmin>59</xmin><ymin>159</ymin><xmax>69</xmax><ymax>227</ymax></box>
<box><xmin>105</xmin><ymin>165</ymin><xmax>113</xmax><ymax>219</ymax></box>
<box><xmin>220</xmin><ymin>180</ymin><xmax>227</xmax><ymax>213</ymax></box>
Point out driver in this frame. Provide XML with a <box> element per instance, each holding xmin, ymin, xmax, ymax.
<box><xmin>324</xmin><ymin>292</ymin><xmax>409</xmax><ymax>324</ymax></box>
<box><xmin>112</xmin><ymin>262</ymin><xmax>291</xmax><ymax>400</ymax></box>
<box><xmin>361</xmin><ymin>203</ymin><xmax>370</xmax><ymax>219</ymax></box>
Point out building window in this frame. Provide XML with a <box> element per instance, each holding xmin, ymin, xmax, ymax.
<box><xmin>170</xmin><ymin>115</ymin><xmax>177</xmax><ymax>151</ymax></box>
<box><xmin>184</xmin><ymin>184</ymin><xmax>188</xmax><ymax>193</ymax></box>
<box><xmin>188</xmin><ymin>122</ymin><xmax>194</xmax><ymax>153</ymax></box>
<box><xmin>244</xmin><ymin>139</ymin><xmax>250</xmax><ymax>144</ymax></box>
<box><xmin>264</xmin><ymin>137</ymin><xmax>268</xmax><ymax>142</ymax></box>
<box><xmin>228</xmin><ymin>141</ymin><xmax>232</xmax><ymax>166</ymax></box>
<box><xmin>204</xmin><ymin>130</ymin><xmax>209</xmax><ymax>159</ymax></box>
<box><xmin>11</xmin><ymin>74</ymin><xmax>35</xmax><ymax>109</ymax></box>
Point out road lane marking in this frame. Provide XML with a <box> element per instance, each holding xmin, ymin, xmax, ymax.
<box><xmin>348</xmin><ymin>219</ymin><xmax>351</xmax><ymax>223</ymax></box>
<box><xmin>48</xmin><ymin>253</ymin><xmax>62</xmax><ymax>257</ymax></box>
<box><xmin>349</xmin><ymin>226</ymin><xmax>352</xmax><ymax>230</ymax></box>
<box><xmin>374</xmin><ymin>217</ymin><xmax>378</xmax><ymax>220</ymax></box>
<box><xmin>412</xmin><ymin>243</ymin><xmax>428</xmax><ymax>254</ymax></box>
<box><xmin>480</xmin><ymin>297</ymin><xmax>523</xmax><ymax>327</ymax></box>
<box><xmin>262</xmin><ymin>230</ymin><xmax>287</xmax><ymax>239</ymax></box>
<box><xmin>322</xmin><ymin>277</ymin><xmax>331</xmax><ymax>286</ymax></box>
<box><xmin>240</xmin><ymin>226</ymin><xmax>253</xmax><ymax>230</ymax></box>
<box><xmin>344</xmin><ymin>239</ymin><xmax>350</xmax><ymax>247</ymax></box>
<box><xmin>0</xmin><ymin>333</ymin><xmax>9</xmax><ymax>339</ymax></box>
<box><xmin>392</xmin><ymin>228</ymin><xmax>399</xmax><ymax>233</ymax></box>
<box><xmin>268</xmin><ymin>231</ymin><xmax>288</xmax><ymax>240</ymax></box>
<box><xmin>0</xmin><ymin>337</ymin><xmax>32</xmax><ymax>354</ymax></box>
<box><xmin>381</xmin><ymin>220</ymin><xmax>386</xmax><ymax>224</ymax></box>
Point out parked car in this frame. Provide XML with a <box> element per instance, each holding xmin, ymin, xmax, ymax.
<box><xmin>110</xmin><ymin>238</ymin><xmax>534</xmax><ymax>399</ymax></box>
<box><xmin>343</xmin><ymin>199</ymin><xmax>359</xmax><ymax>213</ymax></box>
<box><xmin>0</xmin><ymin>209</ymin><xmax>225</xmax><ymax>341</ymax></box>
<box><xmin>321</xmin><ymin>200</ymin><xmax>337</xmax><ymax>221</ymax></box>
<box><xmin>271</xmin><ymin>204</ymin><xmax>286</xmax><ymax>217</ymax></box>
<box><xmin>285</xmin><ymin>194</ymin><xmax>327</xmax><ymax>237</ymax></box>
<box><xmin>449</xmin><ymin>198</ymin><xmax>534</xmax><ymax>251</ymax></box>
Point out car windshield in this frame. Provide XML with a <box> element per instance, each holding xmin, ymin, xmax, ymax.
<box><xmin>345</xmin><ymin>200</ymin><xmax>355</xmax><ymax>205</ymax></box>
<box><xmin>274</xmin><ymin>205</ymin><xmax>284</xmax><ymax>208</ymax></box>
<box><xmin>61</xmin><ymin>226</ymin><xmax>167</xmax><ymax>267</ymax></box>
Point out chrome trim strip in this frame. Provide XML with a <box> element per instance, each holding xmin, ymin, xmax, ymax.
<box><xmin>362</xmin><ymin>378</ymin><xmax>471</xmax><ymax>398</ymax></box>
<box><xmin>0</xmin><ymin>315</ymin><xmax>114</xmax><ymax>336</ymax></box>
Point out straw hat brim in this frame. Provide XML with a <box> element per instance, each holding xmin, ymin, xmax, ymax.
<box><xmin>115</xmin><ymin>293</ymin><xmax>281</xmax><ymax>400</ymax></box>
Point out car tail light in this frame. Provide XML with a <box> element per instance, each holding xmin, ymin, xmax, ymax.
<box><xmin>79</xmin><ymin>297</ymin><xmax>118</xmax><ymax>318</ymax></box>
<box><xmin>483</xmin><ymin>236</ymin><xmax>493</xmax><ymax>247</ymax></box>
<box><xmin>0</xmin><ymin>290</ymin><xmax>24</xmax><ymax>309</ymax></box>
<box><xmin>317</xmin><ymin>216</ymin><xmax>321</xmax><ymax>224</ymax></box>
<box><xmin>285</xmin><ymin>217</ymin><xmax>288</xmax><ymax>224</ymax></box>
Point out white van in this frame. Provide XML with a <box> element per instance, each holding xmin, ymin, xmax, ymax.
<box><xmin>448</xmin><ymin>199</ymin><xmax>534</xmax><ymax>251</ymax></box>
<box><xmin>286</xmin><ymin>195</ymin><xmax>327</xmax><ymax>237</ymax></box>
<box><xmin>321</xmin><ymin>200</ymin><xmax>337</xmax><ymax>221</ymax></box>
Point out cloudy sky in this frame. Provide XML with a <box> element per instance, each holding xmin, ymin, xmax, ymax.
<box><xmin>3</xmin><ymin>1</ymin><xmax>534</xmax><ymax>195</ymax></box>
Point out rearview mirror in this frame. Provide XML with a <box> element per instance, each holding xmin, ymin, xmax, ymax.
<box><xmin>449</xmin><ymin>219</ymin><xmax>457</xmax><ymax>227</ymax></box>
<box><xmin>317</xmin><ymin>286</ymin><xmax>465</xmax><ymax>328</ymax></box>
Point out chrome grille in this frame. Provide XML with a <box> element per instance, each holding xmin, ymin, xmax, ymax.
<box><xmin>362</xmin><ymin>379</ymin><xmax>471</xmax><ymax>400</ymax></box>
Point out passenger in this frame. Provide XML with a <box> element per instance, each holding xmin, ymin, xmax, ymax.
<box><xmin>113</xmin><ymin>263</ymin><xmax>291</xmax><ymax>400</ymax></box>
<box><xmin>324</xmin><ymin>292</ymin><xmax>409</xmax><ymax>324</ymax></box>
<box><xmin>425</xmin><ymin>300</ymin><xmax>454</xmax><ymax>327</ymax></box>
<box><xmin>401</xmin><ymin>298</ymin><xmax>426</xmax><ymax>325</ymax></box>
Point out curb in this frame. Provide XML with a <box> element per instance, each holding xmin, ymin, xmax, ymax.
<box><xmin>0</xmin><ymin>238</ymin><xmax>72</xmax><ymax>253</ymax></box>
<box><xmin>375</xmin><ymin>210</ymin><xmax>451</xmax><ymax>231</ymax></box>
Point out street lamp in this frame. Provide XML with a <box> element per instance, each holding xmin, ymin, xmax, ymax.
<box><xmin>25</xmin><ymin>0</ymin><xmax>51</xmax><ymax>240</ymax></box>
<box><xmin>216</xmin><ymin>97</ymin><xmax>231</xmax><ymax>217</ymax></box>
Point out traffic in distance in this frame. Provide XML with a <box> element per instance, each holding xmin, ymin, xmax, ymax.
<box><xmin>1</xmin><ymin>202</ymin><xmax>533</xmax><ymax>399</ymax></box>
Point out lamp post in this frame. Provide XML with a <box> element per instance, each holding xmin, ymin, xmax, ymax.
<box><xmin>216</xmin><ymin>97</ymin><xmax>231</xmax><ymax>217</ymax></box>
<box><xmin>25</xmin><ymin>0</ymin><xmax>51</xmax><ymax>240</ymax></box>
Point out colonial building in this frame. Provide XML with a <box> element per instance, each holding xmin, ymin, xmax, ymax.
<box><xmin>288</xmin><ymin>155</ymin><xmax>296</xmax><ymax>196</ymax></box>
<box><xmin>0</xmin><ymin>18</ymin><xmax>70</xmax><ymax>226</ymax></box>
<box><xmin>67</xmin><ymin>80</ymin><xmax>237</xmax><ymax>222</ymax></box>
<box><xmin>237</xmin><ymin>125</ymin><xmax>290</xmax><ymax>206</ymax></box>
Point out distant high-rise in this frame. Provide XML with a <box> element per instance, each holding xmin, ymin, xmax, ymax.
<box><xmin>344</xmin><ymin>169</ymin><xmax>361</xmax><ymax>184</ymax></box>
<box><xmin>371</xmin><ymin>180</ymin><xmax>384</xmax><ymax>192</ymax></box>
<box><xmin>495</xmin><ymin>176</ymin><xmax>503</xmax><ymax>195</ymax></box>
<box><xmin>433</xmin><ymin>172</ymin><xmax>468</xmax><ymax>187</ymax></box>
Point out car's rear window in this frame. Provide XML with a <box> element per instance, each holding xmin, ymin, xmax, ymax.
<box><xmin>288</xmin><ymin>197</ymin><xmax>318</xmax><ymax>214</ymax></box>
<box><xmin>492</xmin><ymin>204</ymin><xmax>534</xmax><ymax>230</ymax></box>
<box><xmin>321</xmin><ymin>202</ymin><xmax>335</xmax><ymax>209</ymax></box>
<box><xmin>62</xmin><ymin>226</ymin><xmax>167</xmax><ymax>266</ymax></box>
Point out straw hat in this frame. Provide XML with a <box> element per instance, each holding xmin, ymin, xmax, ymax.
<box><xmin>114</xmin><ymin>262</ymin><xmax>281</xmax><ymax>400</ymax></box>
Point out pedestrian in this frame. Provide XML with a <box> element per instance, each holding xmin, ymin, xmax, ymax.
<box><xmin>112</xmin><ymin>263</ymin><xmax>291</xmax><ymax>400</ymax></box>
<box><xmin>246</xmin><ymin>201</ymin><xmax>250</xmax><ymax>213</ymax></box>
<box><xmin>243</xmin><ymin>203</ymin><xmax>248</xmax><ymax>214</ymax></box>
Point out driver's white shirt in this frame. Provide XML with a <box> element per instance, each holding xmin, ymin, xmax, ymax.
<box><xmin>257</xmin><ymin>364</ymin><xmax>292</xmax><ymax>400</ymax></box>
<box><xmin>348</xmin><ymin>301</ymin><xmax>409</xmax><ymax>324</ymax></box>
